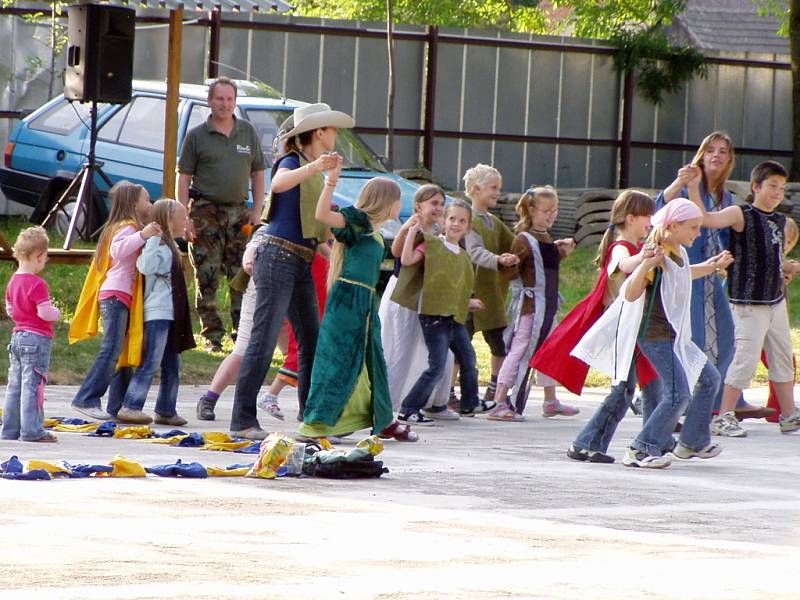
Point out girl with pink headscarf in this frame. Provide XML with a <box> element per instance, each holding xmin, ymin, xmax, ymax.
<box><xmin>573</xmin><ymin>199</ymin><xmax>733</xmax><ymax>469</ymax></box>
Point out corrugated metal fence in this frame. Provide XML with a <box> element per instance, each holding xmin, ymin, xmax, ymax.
<box><xmin>0</xmin><ymin>9</ymin><xmax>793</xmax><ymax>200</ymax></box>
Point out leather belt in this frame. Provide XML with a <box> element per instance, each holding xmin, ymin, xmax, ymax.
<box><xmin>262</xmin><ymin>234</ymin><xmax>315</xmax><ymax>263</ymax></box>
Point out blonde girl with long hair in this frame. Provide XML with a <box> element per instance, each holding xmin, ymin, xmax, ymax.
<box><xmin>115</xmin><ymin>199</ymin><xmax>195</xmax><ymax>425</ymax></box>
<box><xmin>485</xmin><ymin>186</ymin><xmax>578</xmax><ymax>421</ymax></box>
<box><xmin>300</xmin><ymin>165</ymin><xmax>419</xmax><ymax>442</ymax></box>
<box><xmin>69</xmin><ymin>180</ymin><xmax>160</xmax><ymax>421</ymax></box>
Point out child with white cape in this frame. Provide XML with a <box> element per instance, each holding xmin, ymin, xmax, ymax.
<box><xmin>572</xmin><ymin>198</ymin><xmax>733</xmax><ymax>469</ymax></box>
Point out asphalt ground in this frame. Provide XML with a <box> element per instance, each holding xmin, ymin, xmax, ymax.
<box><xmin>1</xmin><ymin>384</ymin><xmax>798</xmax><ymax>599</ymax></box>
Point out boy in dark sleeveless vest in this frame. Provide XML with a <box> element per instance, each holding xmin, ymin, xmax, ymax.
<box><xmin>691</xmin><ymin>160</ymin><xmax>800</xmax><ymax>437</ymax></box>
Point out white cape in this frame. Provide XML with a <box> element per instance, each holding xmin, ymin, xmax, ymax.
<box><xmin>571</xmin><ymin>245</ymin><xmax>707</xmax><ymax>392</ymax></box>
<box><xmin>378</xmin><ymin>274</ymin><xmax>453</xmax><ymax>411</ymax></box>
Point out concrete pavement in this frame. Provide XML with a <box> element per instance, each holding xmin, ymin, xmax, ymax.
<box><xmin>1</xmin><ymin>384</ymin><xmax>798</xmax><ymax>599</ymax></box>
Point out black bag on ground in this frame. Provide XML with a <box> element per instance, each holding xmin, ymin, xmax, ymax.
<box><xmin>303</xmin><ymin>455</ymin><xmax>388</xmax><ymax>479</ymax></box>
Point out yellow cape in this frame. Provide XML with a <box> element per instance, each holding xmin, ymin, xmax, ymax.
<box><xmin>68</xmin><ymin>220</ymin><xmax>144</xmax><ymax>368</ymax></box>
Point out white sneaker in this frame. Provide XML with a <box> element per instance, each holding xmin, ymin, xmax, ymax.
<box><xmin>711</xmin><ymin>411</ymin><xmax>747</xmax><ymax>437</ymax></box>
<box><xmin>779</xmin><ymin>408</ymin><xmax>800</xmax><ymax>433</ymax></box>
<box><xmin>257</xmin><ymin>393</ymin><xmax>284</xmax><ymax>421</ymax></box>
<box><xmin>71</xmin><ymin>404</ymin><xmax>112</xmax><ymax>421</ymax></box>
<box><xmin>622</xmin><ymin>447</ymin><xmax>671</xmax><ymax>469</ymax></box>
<box><xmin>422</xmin><ymin>407</ymin><xmax>460</xmax><ymax>420</ymax></box>
<box><xmin>671</xmin><ymin>442</ymin><xmax>723</xmax><ymax>460</ymax></box>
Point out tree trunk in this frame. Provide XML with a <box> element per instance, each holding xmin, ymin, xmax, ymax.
<box><xmin>386</xmin><ymin>0</ymin><xmax>395</xmax><ymax>170</ymax></box>
<box><xmin>791</xmin><ymin>0</ymin><xmax>800</xmax><ymax>180</ymax></box>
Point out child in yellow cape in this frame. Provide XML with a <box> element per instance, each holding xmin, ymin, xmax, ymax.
<box><xmin>69</xmin><ymin>180</ymin><xmax>161</xmax><ymax>421</ymax></box>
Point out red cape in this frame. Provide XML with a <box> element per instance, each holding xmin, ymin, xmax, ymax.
<box><xmin>530</xmin><ymin>240</ymin><xmax>657</xmax><ymax>395</ymax></box>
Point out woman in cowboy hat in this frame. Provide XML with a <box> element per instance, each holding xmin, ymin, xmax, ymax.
<box><xmin>229</xmin><ymin>103</ymin><xmax>354</xmax><ymax>439</ymax></box>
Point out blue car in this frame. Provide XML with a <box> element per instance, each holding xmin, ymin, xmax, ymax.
<box><xmin>1</xmin><ymin>79</ymin><xmax>419</xmax><ymax>256</ymax></box>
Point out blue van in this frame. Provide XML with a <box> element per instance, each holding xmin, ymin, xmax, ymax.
<box><xmin>1</xmin><ymin>79</ymin><xmax>417</xmax><ymax>246</ymax></box>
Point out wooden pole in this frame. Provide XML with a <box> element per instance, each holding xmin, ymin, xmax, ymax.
<box><xmin>162</xmin><ymin>6</ymin><xmax>183</xmax><ymax>199</ymax></box>
<box><xmin>385</xmin><ymin>0</ymin><xmax>395</xmax><ymax>170</ymax></box>
<box><xmin>422</xmin><ymin>25</ymin><xmax>438</xmax><ymax>173</ymax></box>
<box><xmin>208</xmin><ymin>8</ymin><xmax>221</xmax><ymax>79</ymax></box>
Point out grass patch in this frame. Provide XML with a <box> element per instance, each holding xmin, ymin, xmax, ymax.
<box><xmin>2</xmin><ymin>217</ymin><xmax>799</xmax><ymax>387</ymax></box>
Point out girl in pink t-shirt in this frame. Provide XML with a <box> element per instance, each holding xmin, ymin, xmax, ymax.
<box><xmin>69</xmin><ymin>181</ymin><xmax>160</xmax><ymax>421</ymax></box>
<box><xmin>2</xmin><ymin>226</ymin><xmax>60</xmax><ymax>442</ymax></box>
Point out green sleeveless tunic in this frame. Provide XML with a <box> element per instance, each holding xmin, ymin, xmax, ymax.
<box><xmin>471</xmin><ymin>213</ymin><xmax>515</xmax><ymax>331</ymax></box>
<box><xmin>391</xmin><ymin>233</ymin><xmax>473</xmax><ymax>324</ymax></box>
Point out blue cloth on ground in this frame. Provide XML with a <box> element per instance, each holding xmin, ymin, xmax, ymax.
<box><xmin>145</xmin><ymin>459</ymin><xmax>208</xmax><ymax>478</ymax></box>
<box><xmin>234</xmin><ymin>442</ymin><xmax>261</xmax><ymax>454</ymax></box>
<box><xmin>62</xmin><ymin>462</ymin><xmax>115</xmax><ymax>477</ymax></box>
<box><xmin>90</xmin><ymin>422</ymin><xmax>118</xmax><ymax>437</ymax></box>
<box><xmin>151</xmin><ymin>429</ymin><xmax>188</xmax><ymax>439</ymax></box>
<box><xmin>176</xmin><ymin>432</ymin><xmax>205</xmax><ymax>447</ymax></box>
<box><xmin>1</xmin><ymin>455</ymin><xmax>24</xmax><ymax>474</ymax></box>
<box><xmin>0</xmin><ymin>458</ymin><xmax>51</xmax><ymax>480</ymax></box>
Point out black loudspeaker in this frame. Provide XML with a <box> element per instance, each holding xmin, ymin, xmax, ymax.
<box><xmin>65</xmin><ymin>4</ymin><xmax>135</xmax><ymax>104</ymax></box>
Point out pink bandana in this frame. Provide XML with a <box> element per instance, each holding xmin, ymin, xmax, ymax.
<box><xmin>652</xmin><ymin>197</ymin><xmax>702</xmax><ymax>227</ymax></box>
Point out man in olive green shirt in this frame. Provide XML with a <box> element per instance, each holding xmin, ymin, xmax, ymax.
<box><xmin>177</xmin><ymin>77</ymin><xmax>266</xmax><ymax>352</ymax></box>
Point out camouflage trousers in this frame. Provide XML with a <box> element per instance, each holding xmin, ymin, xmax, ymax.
<box><xmin>189</xmin><ymin>200</ymin><xmax>248</xmax><ymax>345</ymax></box>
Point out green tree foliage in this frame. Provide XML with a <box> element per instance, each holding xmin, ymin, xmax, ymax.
<box><xmin>552</xmin><ymin>0</ymin><xmax>706</xmax><ymax>104</ymax></box>
<box><xmin>295</xmin><ymin>0</ymin><xmax>704</xmax><ymax>104</ymax></box>
<box><xmin>755</xmin><ymin>0</ymin><xmax>789</xmax><ymax>35</ymax></box>
<box><xmin>293</xmin><ymin>0</ymin><xmax>548</xmax><ymax>32</ymax></box>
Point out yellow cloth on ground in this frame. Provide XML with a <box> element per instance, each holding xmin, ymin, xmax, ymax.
<box><xmin>68</xmin><ymin>219</ymin><xmax>144</xmax><ymax>368</ymax></box>
<box><xmin>202</xmin><ymin>432</ymin><xmax>233</xmax><ymax>444</ymax></box>
<box><xmin>206</xmin><ymin>466</ymin><xmax>250</xmax><ymax>477</ymax></box>
<box><xmin>52</xmin><ymin>422</ymin><xmax>101</xmax><ymax>433</ymax></box>
<box><xmin>95</xmin><ymin>455</ymin><xmax>147</xmax><ymax>477</ymax></box>
<box><xmin>145</xmin><ymin>434</ymin><xmax>189</xmax><ymax>445</ymax></box>
<box><xmin>43</xmin><ymin>417</ymin><xmax>60</xmax><ymax>428</ymax></box>
<box><xmin>203</xmin><ymin>440</ymin><xmax>254</xmax><ymax>451</ymax></box>
<box><xmin>26</xmin><ymin>460</ymin><xmax>72</xmax><ymax>476</ymax></box>
<box><xmin>113</xmin><ymin>425</ymin><xmax>153</xmax><ymax>439</ymax></box>
<box><xmin>299</xmin><ymin>365</ymin><xmax>373</xmax><ymax>437</ymax></box>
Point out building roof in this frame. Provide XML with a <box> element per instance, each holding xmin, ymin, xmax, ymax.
<box><xmin>669</xmin><ymin>0</ymin><xmax>788</xmax><ymax>55</ymax></box>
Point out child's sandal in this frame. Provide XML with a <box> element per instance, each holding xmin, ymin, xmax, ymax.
<box><xmin>487</xmin><ymin>405</ymin><xmax>525</xmax><ymax>422</ymax></box>
<box><xmin>379</xmin><ymin>420</ymin><xmax>419</xmax><ymax>442</ymax></box>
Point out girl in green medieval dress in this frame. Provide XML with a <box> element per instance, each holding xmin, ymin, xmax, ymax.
<box><xmin>299</xmin><ymin>162</ymin><xmax>418</xmax><ymax>442</ymax></box>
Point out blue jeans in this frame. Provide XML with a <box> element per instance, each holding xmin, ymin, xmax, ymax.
<box><xmin>573</xmin><ymin>358</ymin><xmax>663</xmax><ymax>454</ymax></box>
<box><xmin>231</xmin><ymin>242</ymin><xmax>319</xmax><ymax>431</ymax></box>
<box><xmin>689</xmin><ymin>275</ymin><xmax>740</xmax><ymax>410</ymax></box>
<box><xmin>115</xmin><ymin>320</ymin><xmax>181</xmax><ymax>416</ymax></box>
<box><xmin>633</xmin><ymin>339</ymin><xmax>721</xmax><ymax>455</ymax></box>
<box><xmin>401</xmin><ymin>315</ymin><xmax>478</xmax><ymax>415</ymax></box>
<box><xmin>2</xmin><ymin>331</ymin><xmax>52</xmax><ymax>441</ymax></box>
<box><xmin>72</xmin><ymin>297</ymin><xmax>130</xmax><ymax>411</ymax></box>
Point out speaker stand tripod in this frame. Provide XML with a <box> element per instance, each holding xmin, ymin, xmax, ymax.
<box><xmin>41</xmin><ymin>99</ymin><xmax>112</xmax><ymax>248</ymax></box>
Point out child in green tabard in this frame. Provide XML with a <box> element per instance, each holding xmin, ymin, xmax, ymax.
<box><xmin>462</xmin><ymin>163</ymin><xmax>519</xmax><ymax>408</ymax></box>
<box><xmin>396</xmin><ymin>201</ymin><xmax>485</xmax><ymax>424</ymax></box>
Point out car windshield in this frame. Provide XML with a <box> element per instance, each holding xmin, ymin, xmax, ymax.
<box><xmin>244</xmin><ymin>108</ymin><xmax>387</xmax><ymax>172</ymax></box>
